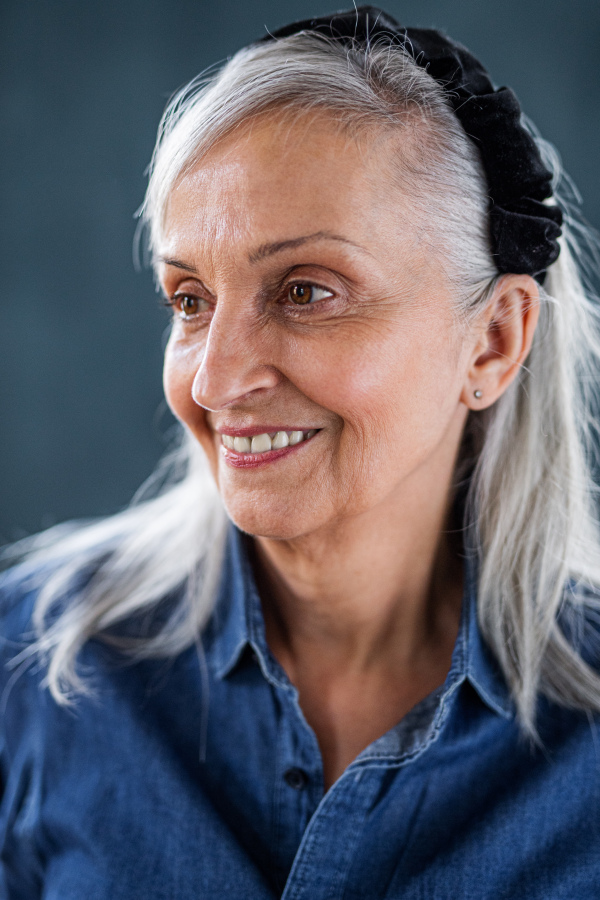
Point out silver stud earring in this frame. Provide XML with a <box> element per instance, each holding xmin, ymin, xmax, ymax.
<box><xmin>474</xmin><ymin>389</ymin><xmax>483</xmax><ymax>399</ymax></box>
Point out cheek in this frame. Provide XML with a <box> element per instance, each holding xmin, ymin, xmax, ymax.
<box><xmin>163</xmin><ymin>338</ymin><xmax>211</xmax><ymax>443</ymax></box>
<box><xmin>282</xmin><ymin>319</ymin><xmax>463</xmax><ymax>445</ymax></box>
<box><xmin>163</xmin><ymin>339</ymin><xmax>191</xmax><ymax>418</ymax></box>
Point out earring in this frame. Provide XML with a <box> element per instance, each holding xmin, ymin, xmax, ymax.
<box><xmin>474</xmin><ymin>389</ymin><xmax>483</xmax><ymax>399</ymax></box>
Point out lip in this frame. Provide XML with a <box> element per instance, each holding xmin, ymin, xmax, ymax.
<box><xmin>220</xmin><ymin>430</ymin><xmax>320</xmax><ymax>468</ymax></box>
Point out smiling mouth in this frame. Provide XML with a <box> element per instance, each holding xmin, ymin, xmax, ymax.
<box><xmin>220</xmin><ymin>429</ymin><xmax>318</xmax><ymax>455</ymax></box>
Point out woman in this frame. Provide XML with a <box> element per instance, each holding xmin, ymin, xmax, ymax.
<box><xmin>2</xmin><ymin>6</ymin><xmax>600</xmax><ymax>896</ymax></box>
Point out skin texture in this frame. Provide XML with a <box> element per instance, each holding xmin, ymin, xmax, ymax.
<box><xmin>159</xmin><ymin>113</ymin><xmax>540</xmax><ymax>789</ymax></box>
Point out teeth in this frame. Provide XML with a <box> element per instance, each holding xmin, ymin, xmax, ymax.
<box><xmin>272</xmin><ymin>431</ymin><xmax>289</xmax><ymax>449</ymax></box>
<box><xmin>221</xmin><ymin>429</ymin><xmax>318</xmax><ymax>454</ymax></box>
<box><xmin>250</xmin><ymin>433</ymin><xmax>272</xmax><ymax>453</ymax></box>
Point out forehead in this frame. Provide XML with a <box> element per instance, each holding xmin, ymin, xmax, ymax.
<box><xmin>160</xmin><ymin>112</ymin><xmax>412</xmax><ymax>256</ymax></box>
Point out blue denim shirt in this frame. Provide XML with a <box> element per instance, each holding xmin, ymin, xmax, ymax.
<box><xmin>1</xmin><ymin>525</ymin><xmax>599</xmax><ymax>898</ymax></box>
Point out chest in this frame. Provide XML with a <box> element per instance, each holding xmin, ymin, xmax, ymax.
<box><xmin>4</xmin><ymin>667</ymin><xmax>600</xmax><ymax>899</ymax></box>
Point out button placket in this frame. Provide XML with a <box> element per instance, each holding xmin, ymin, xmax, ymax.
<box><xmin>271</xmin><ymin>682</ymin><xmax>323</xmax><ymax>888</ymax></box>
<box><xmin>281</xmin><ymin>767</ymin><xmax>381</xmax><ymax>900</ymax></box>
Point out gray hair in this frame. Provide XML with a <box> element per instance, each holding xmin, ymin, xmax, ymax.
<box><xmin>8</xmin><ymin>32</ymin><xmax>600</xmax><ymax>736</ymax></box>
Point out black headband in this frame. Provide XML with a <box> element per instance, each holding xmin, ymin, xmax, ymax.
<box><xmin>259</xmin><ymin>5</ymin><xmax>562</xmax><ymax>282</ymax></box>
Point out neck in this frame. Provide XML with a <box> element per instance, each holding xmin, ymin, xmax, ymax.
<box><xmin>248</xmin><ymin>465</ymin><xmax>466</xmax><ymax>790</ymax></box>
<box><xmin>251</xmin><ymin>475</ymin><xmax>464</xmax><ymax>680</ymax></box>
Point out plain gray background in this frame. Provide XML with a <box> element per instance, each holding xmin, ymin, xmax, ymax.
<box><xmin>1</xmin><ymin>0</ymin><xmax>599</xmax><ymax>542</ymax></box>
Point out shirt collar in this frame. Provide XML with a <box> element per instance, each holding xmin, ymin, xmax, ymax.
<box><xmin>208</xmin><ymin>522</ymin><xmax>513</xmax><ymax>718</ymax></box>
<box><xmin>208</xmin><ymin>525</ymin><xmax>288</xmax><ymax>687</ymax></box>
<box><xmin>207</xmin><ymin>525</ymin><xmax>254</xmax><ymax>679</ymax></box>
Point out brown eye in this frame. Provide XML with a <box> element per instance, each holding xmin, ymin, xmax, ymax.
<box><xmin>288</xmin><ymin>284</ymin><xmax>333</xmax><ymax>305</ymax></box>
<box><xmin>175</xmin><ymin>294</ymin><xmax>202</xmax><ymax>317</ymax></box>
<box><xmin>289</xmin><ymin>284</ymin><xmax>313</xmax><ymax>305</ymax></box>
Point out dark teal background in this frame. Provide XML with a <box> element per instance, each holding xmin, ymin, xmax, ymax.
<box><xmin>1</xmin><ymin>0</ymin><xmax>599</xmax><ymax>541</ymax></box>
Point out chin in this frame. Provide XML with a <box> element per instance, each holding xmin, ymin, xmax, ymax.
<box><xmin>222</xmin><ymin>494</ymin><xmax>321</xmax><ymax>542</ymax></box>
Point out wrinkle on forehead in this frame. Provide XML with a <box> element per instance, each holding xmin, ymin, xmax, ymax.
<box><xmin>165</xmin><ymin>159</ymin><xmax>253</xmax><ymax>253</ymax></box>
<box><xmin>159</xmin><ymin>110</ymin><xmax>425</xmax><ymax>270</ymax></box>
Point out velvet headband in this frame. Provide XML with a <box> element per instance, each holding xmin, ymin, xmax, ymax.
<box><xmin>258</xmin><ymin>5</ymin><xmax>563</xmax><ymax>282</ymax></box>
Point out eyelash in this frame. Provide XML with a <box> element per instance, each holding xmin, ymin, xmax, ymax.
<box><xmin>163</xmin><ymin>281</ymin><xmax>336</xmax><ymax>320</ymax></box>
<box><xmin>162</xmin><ymin>294</ymin><xmax>210</xmax><ymax>319</ymax></box>
<box><xmin>285</xmin><ymin>282</ymin><xmax>334</xmax><ymax>307</ymax></box>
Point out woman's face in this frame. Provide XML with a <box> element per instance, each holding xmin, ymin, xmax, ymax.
<box><xmin>160</xmin><ymin>114</ymin><xmax>476</xmax><ymax>540</ymax></box>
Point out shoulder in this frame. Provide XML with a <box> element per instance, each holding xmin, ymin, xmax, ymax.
<box><xmin>0</xmin><ymin>554</ymin><xmax>102</xmax><ymax>704</ymax></box>
<box><xmin>0</xmin><ymin>548</ymin><xmax>109</xmax><ymax>638</ymax></box>
<box><xmin>0</xmin><ymin>562</ymin><xmax>63</xmax><ymax>737</ymax></box>
<box><xmin>0</xmin><ymin>555</ymin><xmax>82</xmax><ymax>638</ymax></box>
<box><xmin>0</xmin><ymin>562</ymin><xmax>76</xmax><ymax>893</ymax></box>
<box><xmin>0</xmin><ymin>562</ymin><xmax>42</xmax><ymax>650</ymax></box>
<box><xmin>0</xmin><ymin>554</ymin><xmax>105</xmax><ymax>764</ymax></box>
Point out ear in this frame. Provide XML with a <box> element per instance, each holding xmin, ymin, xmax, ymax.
<box><xmin>461</xmin><ymin>274</ymin><xmax>540</xmax><ymax>410</ymax></box>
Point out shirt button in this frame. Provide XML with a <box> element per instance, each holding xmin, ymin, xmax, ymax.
<box><xmin>284</xmin><ymin>767</ymin><xmax>308</xmax><ymax>790</ymax></box>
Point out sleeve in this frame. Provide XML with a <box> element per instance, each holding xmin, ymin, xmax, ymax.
<box><xmin>0</xmin><ymin>567</ymin><xmax>46</xmax><ymax>899</ymax></box>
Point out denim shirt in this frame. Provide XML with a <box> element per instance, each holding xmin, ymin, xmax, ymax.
<box><xmin>0</xmin><ymin>525</ymin><xmax>599</xmax><ymax>899</ymax></box>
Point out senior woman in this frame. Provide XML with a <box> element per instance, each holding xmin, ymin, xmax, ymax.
<box><xmin>2</xmin><ymin>6</ymin><xmax>600</xmax><ymax>897</ymax></box>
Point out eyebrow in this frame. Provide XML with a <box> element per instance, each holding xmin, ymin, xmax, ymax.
<box><xmin>157</xmin><ymin>256</ymin><xmax>199</xmax><ymax>274</ymax></box>
<box><xmin>157</xmin><ymin>230</ymin><xmax>367</xmax><ymax>274</ymax></box>
<box><xmin>248</xmin><ymin>231</ymin><xmax>366</xmax><ymax>264</ymax></box>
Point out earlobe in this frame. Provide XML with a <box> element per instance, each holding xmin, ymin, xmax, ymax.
<box><xmin>462</xmin><ymin>274</ymin><xmax>540</xmax><ymax>410</ymax></box>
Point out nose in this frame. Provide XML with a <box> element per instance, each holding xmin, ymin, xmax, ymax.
<box><xmin>191</xmin><ymin>299</ymin><xmax>281</xmax><ymax>412</ymax></box>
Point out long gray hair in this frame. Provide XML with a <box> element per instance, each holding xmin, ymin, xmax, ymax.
<box><xmin>7</xmin><ymin>31</ymin><xmax>600</xmax><ymax>736</ymax></box>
